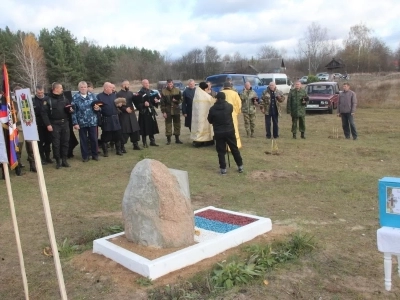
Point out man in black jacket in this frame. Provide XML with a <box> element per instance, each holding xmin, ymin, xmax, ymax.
<box><xmin>41</xmin><ymin>82</ymin><xmax>72</xmax><ymax>169</ymax></box>
<box><xmin>33</xmin><ymin>85</ymin><xmax>52</xmax><ymax>164</ymax></box>
<box><xmin>97</xmin><ymin>82</ymin><xmax>123</xmax><ymax>156</ymax></box>
<box><xmin>207</xmin><ymin>92</ymin><xmax>243</xmax><ymax>175</ymax></box>
<box><xmin>182</xmin><ymin>79</ymin><xmax>195</xmax><ymax>132</ymax></box>
<box><xmin>137</xmin><ymin>79</ymin><xmax>160</xmax><ymax>147</ymax></box>
<box><xmin>115</xmin><ymin>80</ymin><xmax>141</xmax><ymax>151</ymax></box>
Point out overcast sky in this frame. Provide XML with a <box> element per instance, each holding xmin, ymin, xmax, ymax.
<box><xmin>2</xmin><ymin>0</ymin><xmax>400</xmax><ymax>59</ymax></box>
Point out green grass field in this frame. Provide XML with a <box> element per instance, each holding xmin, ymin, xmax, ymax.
<box><xmin>1</xmin><ymin>81</ymin><xmax>400</xmax><ymax>299</ymax></box>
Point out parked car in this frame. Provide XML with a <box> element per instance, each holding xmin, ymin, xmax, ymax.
<box><xmin>205</xmin><ymin>74</ymin><xmax>266</xmax><ymax>98</ymax></box>
<box><xmin>299</xmin><ymin>76</ymin><xmax>308</xmax><ymax>84</ymax></box>
<box><xmin>305</xmin><ymin>82</ymin><xmax>340</xmax><ymax>114</ymax></box>
<box><xmin>257</xmin><ymin>73</ymin><xmax>292</xmax><ymax>94</ymax></box>
<box><xmin>332</xmin><ymin>73</ymin><xmax>342</xmax><ymax>79</ymax></box>
<box><xmin>316</xmin><ymin>73</ymin><xmax>329</xmax><ymax>81</ymax></box>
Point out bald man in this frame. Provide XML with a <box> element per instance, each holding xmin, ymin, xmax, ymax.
<box><xmin>137</xmin><ymin>79</ymin><xmax>160</xmax><ymax>147</ymax></box>
<box><xmin>96</xmin><ymin>82</ymin><xmax>123</xmax><ymax>156</ymax></box>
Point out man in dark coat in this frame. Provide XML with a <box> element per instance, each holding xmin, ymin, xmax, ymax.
<box><xmin>96</xmin><ymin>82</ymin><xmax>123</xmax><ymax>156</ymax></box>
<box><xmin>62</xmin><ymin>90</ymin><xmax>79</xmax><ymax>158</ymax></box>
<box><xmin>136</xmin><ymin>79</ymin><xmax>160</xmax><ymax>148</ymax></box>
<box><xmin>33</xmin><ymin>85</ymin><xmax>52</xmax><ymax>164</ymax></box>
<box><xmin>116</xmin><ymin>80</ymin><xmax>141</xmax><ymax>151</ymax></box>
<box><xmin>41</xmin><ymin>82</ymin><xmax>73</xmax><ymax>169</ymax></box>
<box><xmin>182</xmin><ymin>79</ymin><xmax>195</xmax><ymax>132</ymax></box>
<box><xmin>207</xmin><ymin>92</ymin><xmax>243</xmax><ymax>175</ymax></box>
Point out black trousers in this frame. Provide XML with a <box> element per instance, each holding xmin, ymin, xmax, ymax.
<box><xmin>122</xmin><ymin>131</ymin><xmax>140</xmax><ymax>144</ymax></box>
<box><xmin>37</xmin><ymin>125</ymin><xmax>52</xmax><ymax>156</ymax></box>
<box><xmin>215</xmin><ymin>131</ymin><xmax>243</xmax><ymax>169</ymax></box>
<box><xmin>265</xmin><ymin>114</ymin><xmax>279</xmax><ymax>138</ymax></box>
<box><xmin>341</xmin><ymin>113</ymin><xmax>357</xmax><ymax>139</ymax></box>
<box><xmin>101</xmin><ymin>130</ymin><xmax>122</xmax><ymax>143</ymax></box>
<box><xmin>78</xmin><ymin>126</ymin><xmax>98</xmax><ymax>159</ymax></box>
<box><xmin>51</xmin><ymin>120</ymin><xmax>70</xmax><ymax>159</ymax></box>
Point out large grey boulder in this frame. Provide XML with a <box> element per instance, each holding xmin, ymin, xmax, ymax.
<box><xmin>122</xmin><ymin>159</ymin><xmax>194</xmax><ymax>248</ymax></box>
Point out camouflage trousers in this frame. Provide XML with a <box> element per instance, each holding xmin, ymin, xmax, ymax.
<box><xmin>291</xmin><ymin>116</ymin><xmax>306</xmax><ymax>133</ymax></box>
<box><xmin>243</xmin><ymin>113</ymin><xmax>256</xmax><ymax>137</ymax></box>
<box><xmin>165</xmin><ymin>114</ymin><xmax>181</xmax><ymax>136</ymax></box>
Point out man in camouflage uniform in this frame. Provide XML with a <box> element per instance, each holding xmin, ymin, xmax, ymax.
<box><xmin>260</xmin><ymin>82</ymin><xmax>285</xmax><ymax>139</ymax></box>
<box><xmin>287</xmin><ymin>81</ymin><xmax>309</xmax><ymax>139</ymax></box>
<box><xmin>240</xmin><ymin>82</ymin><xmax>258</xmax><ymax>138</ymax></box>
<box><xmin>161</xmin><ymin>79</ymin><xmax>182</xmax><ymax>145</ymax></box>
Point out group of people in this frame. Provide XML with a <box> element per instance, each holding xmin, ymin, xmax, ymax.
<box><xmin>1</xmin><ymin>77</ymin><xmax>358</xmax><ymax>177</ymax></box>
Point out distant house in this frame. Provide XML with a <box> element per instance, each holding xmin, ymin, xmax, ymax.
<box><xmin>325</xmin><ymin>58</ymin><xmax>345</xmax><ymax>72</ymax></box>
<box><xmin>221</xmin><ymin>58</ymin><xmax>286</xmax><ymax>74</ymax></box>
<box><xmin>252</xmin><ymin>58</ymin><xmax>286</xmax><ymax>74</ymax></box>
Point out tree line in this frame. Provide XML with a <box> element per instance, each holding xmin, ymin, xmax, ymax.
<box><xmin>0</xmin><ymin>22</ymin><xmax>398</xmax><ymax>91</ymax></box>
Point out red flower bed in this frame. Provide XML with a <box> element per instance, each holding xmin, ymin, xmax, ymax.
<box><xmin>195</xmin><ymin>209</ymin><xmax>257</xmax><ymax>226</ymax></box>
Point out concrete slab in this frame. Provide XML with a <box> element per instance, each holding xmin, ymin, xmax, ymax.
<box><xmin>93</xmin><ymin>206</ymin><xmax>272</xmax><ymax>279</ymax></box>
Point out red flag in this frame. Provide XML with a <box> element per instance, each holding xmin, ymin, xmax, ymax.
<box><xmin>2</xmin><ymin>64</ymin><xmax>19</xmax><ymax>169</ymax></box>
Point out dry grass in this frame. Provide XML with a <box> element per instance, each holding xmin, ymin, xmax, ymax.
<box><xmin>339</xmin><ymin>74</ymin><xmax>400</xmax><ymax>109</ymax></box>
<box><xmin>1</xmin><ymin>78</ymin><xmax>400</xmax><ymax>299</ymax></box>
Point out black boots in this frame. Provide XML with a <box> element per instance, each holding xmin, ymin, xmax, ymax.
<box><xmin>166</xmin><ymin>136</ymin><xmax>171</xmax><ymax>145</ymax></box>
<box><xmin>301</xmin><ymin>132</ymin><xmax>306</xmax><ymax>139</ymax></box>
<box><xmin>293</xmin><ymin>133</ymin><xmax>296</xmax><ymax>139</ymax></box>
<box><xmin>55</xmin><ymin>158</ymin><xmax>61</xmax><ymax>169</ymax></box>
<box><xmin>149</xmin><ymin>136</ymin><xmax>159</xmax><ymax>147</ymax></box>
<box><xmin>175</xmin><ymin>135</ymin><xmax>183</xmax><ymax>144</ymax></box>
<box><xmin>45</xmin><ymin>152</ymin><xmax>53</xmax><ymax>164</ymax></box>
<box><xmin>115</xmin><ymin>141</ymin><xmax>123</xmax><ymax>156</ymax></box>
<box><xmin>102</xmin><ymin>143</ymin><xmax>109</xmax><ymax>157</ymax></box>
<box><xmin>61</xmin><ymin>157</ymin><xmax>70</xmax><ymax>167</ymax></box>
<box><xmin>133</xmin><ymin>142</ymin><xmax>141</xmax><ymax>150</ymax></box>
<box><xmin>29</xmin><ymin>161</ymin><xmax>37</xmax><ymax>173</ymax></box>
<box><xmin>121</xmin><ymin>144</ymin><xmax>127</xmax><ymax>153</ymax></box>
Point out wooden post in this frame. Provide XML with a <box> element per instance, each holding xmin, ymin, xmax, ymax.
<box><xmin>31</xmin><ymin>140</ymin><xmax>68</xmax><ymax>299</ymax></box>
<box><xmin>2</xmin><ymin>162</ymin><xmax>30</xmax><ymax>300</ymax></box>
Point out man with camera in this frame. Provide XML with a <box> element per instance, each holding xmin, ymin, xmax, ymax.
<box><xmin>161</xmin><ymin>79</ymin><xmax>182</xmax><ymax>145</ymax></box>
<box><xmin>287</xmin><ymin>81</ymin><xmax>309</xmax><ymax>139</ymax></box>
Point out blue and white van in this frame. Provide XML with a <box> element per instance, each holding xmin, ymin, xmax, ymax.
<box><xmin>205</xmin><ymin>74</ymin><xmax>267</xmax><ymax>98</ymax></box>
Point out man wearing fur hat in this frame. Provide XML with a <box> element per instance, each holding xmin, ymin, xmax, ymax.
<box><xmin>116</xmin><ymin>80</ymin><xmax>141</xmax><ymax>151</ymax></box>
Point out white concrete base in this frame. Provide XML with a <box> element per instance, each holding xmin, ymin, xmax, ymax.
<box><xmin>93</xmin><ymin>206</ymin><xmax>272</xmax><ymax>279</ymax></box>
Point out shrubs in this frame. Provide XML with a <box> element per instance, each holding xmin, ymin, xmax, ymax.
<box><xmin>307</xmin><ymin>75</ymin><xmax>319</xmax><ymax>84</ymax></box>
<box><xmin>148</xmin><ymin>232</ymin><xmax>316</xmax><ymax>299</ymax></box>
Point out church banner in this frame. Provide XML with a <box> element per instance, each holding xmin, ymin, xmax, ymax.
<box><xmin>0</xmin><ymin>125</ymin><xmax>8</xmax><ymax>163</ymax></box>
<box><xmin>15</xmin><ymin>89</ymin><xmax>39</xmax><ymax>141</ymax></box>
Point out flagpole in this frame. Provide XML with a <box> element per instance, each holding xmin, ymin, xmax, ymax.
<box><xmin>31</xmin><ymin>140</ymin><xmax>68</xmax><ymax>299</ymax></box>
<box><xmin>2</xmin><ymin>161</ymin><xmax>30</xmax><ymax>300</ymax></box>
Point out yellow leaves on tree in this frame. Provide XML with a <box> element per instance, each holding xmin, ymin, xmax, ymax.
<box><xmin>14</xmin><ymin>33</ymin><xmax>47</xmax><ymax>89</ymax></box>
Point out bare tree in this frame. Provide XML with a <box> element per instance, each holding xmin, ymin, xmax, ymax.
<box><xmin>204</xmin><ymin>45</ymin><xmax>220</xmax><ymax>76</ymax></box>
<box><xmin>257</xmin><ymin>45</ymin><xmax>280</xmax><ymax>59</ymax></box>
<box><xmin>14</xmin><ymin>33</ymin><xmax>47</xmax><ymax>89</ymax></box>
<box><xmin>343</xmin><ymin>23</ymin><xmax>372</xmax><ymax>72</ymax></box>
<box><xmin>297</xmin><ymin>22</ymin><xmax>336</xmax><ymax>74</ymax></box>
